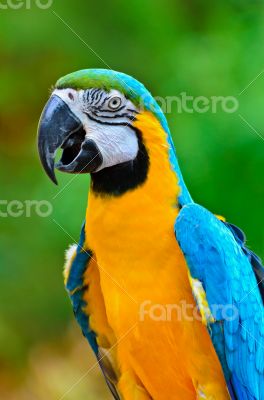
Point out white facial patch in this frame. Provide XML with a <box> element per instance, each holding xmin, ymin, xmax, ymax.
<box><xmin>84</xmin><ymin>117</ymin><xmax>138</xmax><ymax>170</ymax></box>
<box><xmin>53</xmin><ymin>88</ymin><xmax>139</xmax><ymax>171</ymax></box>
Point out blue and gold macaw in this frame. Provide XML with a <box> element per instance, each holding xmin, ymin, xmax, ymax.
<box><xmin>38</xmin><ymin>69</ymin><xmax>264</xmax><ymax>400</ymax></box>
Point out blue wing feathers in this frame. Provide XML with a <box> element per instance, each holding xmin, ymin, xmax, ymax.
<box><xmin>231</xmin><ymin>372</ymin><xmax>255</xmax><ymax>400</ymax></box>
<box><xmin>175</xmin><ymin>204</ymin><xmax>264</xmax><ymax>400</ymax></box>
<box><xmin>66</xmin><ymin>223</ymin><xmax>99</xmax><ymax>355</ymax></box>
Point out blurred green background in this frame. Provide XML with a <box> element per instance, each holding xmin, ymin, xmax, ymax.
<box><xmin>0</xmin><ymin>0</ymin><xmax>263</xmax><ymax>398</ymax></box>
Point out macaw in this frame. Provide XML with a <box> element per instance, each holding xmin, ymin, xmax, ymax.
<box><xmin>37</xmin><ymin>69</ymin><xmax>264</xmax><ymax>400</ymax></box>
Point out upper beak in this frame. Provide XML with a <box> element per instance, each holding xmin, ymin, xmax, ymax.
<box><xmin>37</xmin><ymin>95</ymin><xmax>103</xmax><ymax>184</ymax></box>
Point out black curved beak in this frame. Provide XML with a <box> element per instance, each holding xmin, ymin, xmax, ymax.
<box><xmin>37</xmin><ymin>95</ymin><xmax>103</xmax><ymax>184</ymax></box>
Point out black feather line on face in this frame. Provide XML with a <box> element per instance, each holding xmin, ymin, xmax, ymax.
<box><xmin>100</xmin><ymin>104</ymin><xmax>126</xmax><ymax>113</ymax></box>
<box><xmin>91</xmin><ymin>88</ymin><xmax>101</xmax><ymax>101</ymax></box>
<box><xmin>91</xmin><ymin>127</ymin><xmax>149</xmax><ymax>197</ymax></box>
<box><xmin>94</xmin><ymin>91</ymin><xmax>104</xmax><ymax>105</ymax></box>
<box><xmin>85</xmin><ymin>112</ymin><xmax>135</xmax><ymax>128</ymax></box>
<box><xmin>97</xmin><ymin>95</ymin><xmax>109</xmax><ymax>108</ymax></box>
<box><xmin>92</xmin><ymin>111</ymin><xmax>136</xmax><ymax>120</ymax></box>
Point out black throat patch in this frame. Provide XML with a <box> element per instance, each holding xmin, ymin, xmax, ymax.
<box><xmin>91</xmin><ymin>128</ymin><xmax>149</xmax><ymax>196</ymax></box>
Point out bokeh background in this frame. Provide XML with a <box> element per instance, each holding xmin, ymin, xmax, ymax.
<box><xmin>0</xmin><ymin>1</ymin><xmax>263</xmax><ymax>399</ymax></box>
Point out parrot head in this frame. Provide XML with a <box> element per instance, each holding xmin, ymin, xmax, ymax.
<box><xmin>38</xmin><ymin>69</ymin><xmax>190</xmax><ymax>202</ymax></box>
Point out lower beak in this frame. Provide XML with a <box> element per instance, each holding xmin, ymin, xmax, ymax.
<box><xmin>37</xmin><ymin>95</ymin><xmax>102</xmax><ymax>184</ymax></box>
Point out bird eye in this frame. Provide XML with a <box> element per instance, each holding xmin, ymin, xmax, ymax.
<box><xmin>108</xmin><ymin>96</ymin><xmax>122</xmax><ymax>110</ymax></box>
